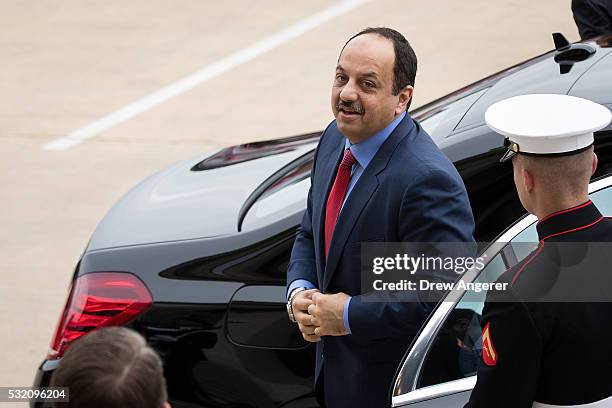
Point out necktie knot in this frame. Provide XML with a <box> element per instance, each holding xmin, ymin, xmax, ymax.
<box><xmin>340</xmin><ymin>148</ymin><xmax>357</xmax><ymax>169</ymax></box>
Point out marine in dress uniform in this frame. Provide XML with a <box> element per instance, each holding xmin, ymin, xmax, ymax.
<box><xmin>466</xmin><ymin>94</ymin><xmax>612</xmax><ymax>408</ymax></box>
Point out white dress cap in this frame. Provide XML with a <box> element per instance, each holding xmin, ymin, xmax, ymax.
<box><xmin>484</xmin><ymin>94</ymin><xmax>612</xmax><ymax>162</ymax></box>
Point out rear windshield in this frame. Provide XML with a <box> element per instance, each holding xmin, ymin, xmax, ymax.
<box><xmin>192</xmin><ymin>133</ymin><xmax>319</xmax><ymax>171</ymax></box>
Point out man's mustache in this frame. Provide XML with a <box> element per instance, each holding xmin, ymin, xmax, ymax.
<box><xmin>336</xmin><ymin>100</ymin><xmax>364</xmax><ymax>114</ymax></box>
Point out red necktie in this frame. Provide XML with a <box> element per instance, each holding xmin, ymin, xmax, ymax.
<box><xmin>325</xmin><ymin>148</ymin><xmax>357</xmax><ymax>259</ymax></box>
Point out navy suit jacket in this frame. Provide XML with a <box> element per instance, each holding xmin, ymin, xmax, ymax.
<box><xmin>287</xmin><ymin>113</ymin><xmax>475</xmax><ymax>408</ymax></box>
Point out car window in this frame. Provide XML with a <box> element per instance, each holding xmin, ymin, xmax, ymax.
<box><xmin>240</xmin><ymin>155</ymin><xmax>313</xmax><ymax>232</ymax></box>
<box><xmin>414</xmin><ymin>181</ymin><xmax>612</xmax><ymax>390</ymax></box>
<box><xmin>508</xmin><ymin>182</ymin><xmax>612</xmax><ymax>261</ymax></box>
<box><xmin>192</xmin><ymin>134</ymin><xmax>318</xmax><ymax>170</ymax></box>
<box><xmin>241</xmin><ymin>178</ymin><xmax>311</xmax><ymax>231</ymax></box>
<box><xmin>507</xmin><ymin>224</ymin><xmax>539</xmax><ymax>261</ymax></box>
<box><xmin>591</xmin><ymin>181</ymin><xmax>612</xmax><ymax>213</ymax></box>
<box><xmin>418</xmin><ymin>253</ymin><xmax>505</xmax><ymax>387</ymax></box>
<box><xmin>416</xmin><ymin>88</ymin><xmax>489</xmax><ymax>140</ymax></box>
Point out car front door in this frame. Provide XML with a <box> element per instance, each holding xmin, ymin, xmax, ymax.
<box><xmin>391</xmin><ymin>175</ymin><xmax>612</xmax><ymax>407</ymax></box>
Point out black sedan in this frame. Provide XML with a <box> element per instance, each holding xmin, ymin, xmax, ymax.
<box><xmin>33</xmin><ymin>34</ymin><xmax>612</xmax><ymax>408</ymax></box>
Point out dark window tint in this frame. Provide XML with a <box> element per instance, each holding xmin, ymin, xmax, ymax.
<box><xmin>416</xmin><ymin>88</ymin><xmax>488</xmax><ymax>141</ymax></box>
<box><xmin>192</xmin><ymin>134</ymin><xmax>318</xmax><ymax>171</ymax></box>
<box><xmin>418</xmin><ymin>253</ymin><xmax>506</xmax><ymax>387</ymax></box>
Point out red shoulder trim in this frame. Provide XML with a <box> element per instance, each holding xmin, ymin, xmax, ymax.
<box><xmin>540</xmin><ymin>217</ymin><xmax>604</xmax><ymax>241</ymax></box>
<box><xmin>510</xmin><ymin>242</ymin><xmax>545</xmax><ymax>287</ymax></box>
<box><xmin>537</xmin><ymin>200</ymin><xmax>592</xmax><ymax>225</ymax></box>
<box><xmin>511</xmin><ymin>216</ymin><xmax>605</xmax><ymax>286</ymax></box>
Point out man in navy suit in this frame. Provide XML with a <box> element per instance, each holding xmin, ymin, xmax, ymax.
<box><xmin>286</xmin><ymin>27</ymin><xmax>475</xmax><ymax>408</ymax></box>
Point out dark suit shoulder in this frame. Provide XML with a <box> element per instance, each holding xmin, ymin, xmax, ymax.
<box><xmin>317</xmin><ymin>120</ymin><xmax>343</xmax><ymax>149</ymax></box>
<box><xmin>390</xmin><ymin>121</ymin><xmax>463</xmax><ymax>184</ymax></box>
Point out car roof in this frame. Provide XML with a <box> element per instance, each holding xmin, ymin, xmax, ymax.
<box><xmin>87</xmin><ymin>37</ymin><xmax>612</xmax><ymax>250</ymax></box>
<box><xmin>457</xmin><ymin>41</ymin><xmax>612</xmax><ymax>130</ymax></box>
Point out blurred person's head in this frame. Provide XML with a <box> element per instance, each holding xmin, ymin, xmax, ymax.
<box><xmin>332</xmin><ymin>27</ymin><xmax>417</xmax><ymax>143</ymax></box>
<box><xmin>51</xmin><ymin>326</ymin><xmax>170</xmax><ymax>408</ymax></box>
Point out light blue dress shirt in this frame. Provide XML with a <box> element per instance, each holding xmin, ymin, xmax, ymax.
<box><xmin>288</xmin><ymin>111</ymin><xmax>406</xmax><ymax>334</ymax></box>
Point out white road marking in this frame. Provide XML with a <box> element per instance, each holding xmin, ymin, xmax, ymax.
<box><xmin>43</xmin><ymin>0</ymin><xmax>368</xmax><ymax>151</ymax></box>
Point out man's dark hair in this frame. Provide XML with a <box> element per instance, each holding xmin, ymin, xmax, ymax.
<box><xmin>340</xmin><ymin>27</ymin><xmax>418</xmax><ymax>96</ymax></box>
<box><xmin>51</xmin><ymin>327</ymin><xmax>167</xmax><ymax>408</ymax></box>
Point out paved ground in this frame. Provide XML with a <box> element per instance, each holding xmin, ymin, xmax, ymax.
<box><xmin>0</xmin><ymin>0</ymin><xmax>579</xmax><ymax>402</ymax></box>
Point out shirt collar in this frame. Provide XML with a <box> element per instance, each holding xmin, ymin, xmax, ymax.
<box><xmin>344</xmin><ymin>111</ymin><xmax>406</xmax><ymax>169</ymax></box>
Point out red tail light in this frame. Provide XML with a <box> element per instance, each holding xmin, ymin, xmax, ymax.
<box><xmin>48</xmin><ymin>272</ymin><xmax>153</xmax><ymax>359</ymax></box>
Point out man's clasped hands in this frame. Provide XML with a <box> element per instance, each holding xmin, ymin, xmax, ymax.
<box><xmin>292</xmin><ymin>289</ymin><xmax>351</xmax><ymax>341</ymax></box>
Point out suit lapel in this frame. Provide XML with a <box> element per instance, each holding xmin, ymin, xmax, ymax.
<box><xmin>313</xmin><ymin>136</ymin><xmax>344</xmax><ymax>286</ymax></box>
<box><xmin>322</xmin><ymin>172</ymin><xmax>378</xmax><ymax>291</ymax></box>
<box><xmin>322</xmin><ymin>115</ymin><xmax>416</xmax><ymax>291</ymax></box>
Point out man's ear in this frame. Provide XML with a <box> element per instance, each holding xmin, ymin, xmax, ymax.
<box><xmin>592</xmin><ymin>152</ymin><xmax>599</xmax><ymax>176</ymax></box>
<box><xmin>522</xmin><ymin>169</ymin><xmax>535</xmax><ymax>193</ymax></box>
<box><xmin>163</xmin><ymin>402</ymin><xmax>172</xmax><ymax>408</ymax></box>
<box><xmin>396</xmin><ymin>85</ymin><xmax>414</xmax><ymax>115</ymax></box>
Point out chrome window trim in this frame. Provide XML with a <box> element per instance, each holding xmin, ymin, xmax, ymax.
<box><xmin>391</xmin><ymin>216</ymin><xmax>535</xmax><ymax>404</ymax></box>
<box><xmin>588</xmin><ymin>175</ymin><xmax>612</xmax><ymax>194</ymax></box>
<box><xmin>238</xmin><ymin>149</ymin><xmax>315</xmax><ymax>231</ymax></box>
<box><xmin>392</xmin><ymin>377</ymin><xmax>477</xmax><ymax>406</ymax></box>
<box><xmin>392</xmin><ymin>174</ymin><xmax>612</xmax><ymax>407</ymax></box>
